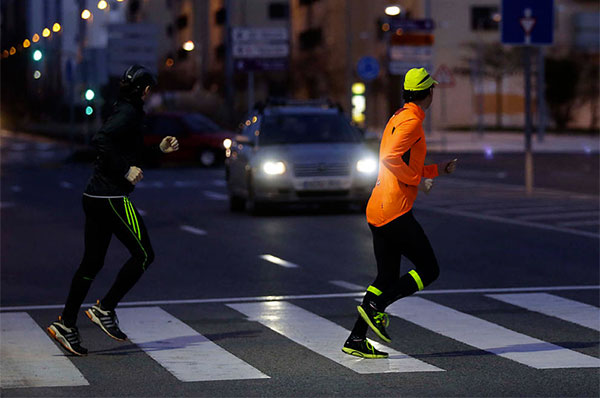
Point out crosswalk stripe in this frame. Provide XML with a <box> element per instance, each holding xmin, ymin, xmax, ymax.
<box><xmin>228</xmin><ymin>301</ymin><xmax>443</xmax><ymax>374</ymax></box>
<box><xmin>0</xmin><ymin>312</ymin><xmax>89</xmax><ymax>388</ymax></box>
<box><xmin>385</xmin><ymin>297</ymin><xmax>600</xmax><ymax>369</ymax></box>
<box><xmin>117</xmin><ymin>307</ymin><xmax>269</xmax><ymax>382</ymax></box>
<box><xmin>557</xmin><ymin>220</ymin><xmax>599</xmax><ymax>227</ymax></box>
<box><xmin>487</xmin><ymin>293</ymin><xmax>600</xmax><ymax>332</ymax></box>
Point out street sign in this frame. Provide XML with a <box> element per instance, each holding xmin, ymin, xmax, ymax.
<box><xmin>232</xmin><ymin>27</ymin><xmax>289</xmax><ymax>72</ymax></box>
<box><xmin>433</xmin><ymin>64</ymin><xmax>455</xmax><ymax>88</ymax></box>
<box><xmin>501</xmin><ymin>0</ymin><xmax>554</xmax><ymax>45</ymax></box>
<box><xmin>107</xmin><ymin>24</ymin><xmax>158</xmax><ymax>76</ymax></box>
<box><xmin>356</xmin><ymin>56</ymin><xmax>380</xmax><ymax>81</ymax></box>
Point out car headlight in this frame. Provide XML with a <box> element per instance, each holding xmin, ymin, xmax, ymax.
<box><xmin>263</xmin><ymin>161</ymin><xmax>286</xmax><ymax>175</ymax></box>
<box><xmin>356</xmin><ymin>158</ymin><xmax>378</xmax><ymax>174</ymax></box>
<box><xmin>223</xmin><ymin>138</ymin><xmax>232</xmax><ymax>149</ymax></box>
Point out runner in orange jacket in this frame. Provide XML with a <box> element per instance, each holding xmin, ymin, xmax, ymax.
<box><xmin>342</xmin><ymin>67</ymin><xmax>457</xmax><ymax>359</ymax></box>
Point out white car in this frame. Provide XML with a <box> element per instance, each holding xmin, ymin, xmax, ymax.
<box><xmin>225</xmin><ymin>100</ymin><xmax>378</xmax><ymax>212</ymax></box>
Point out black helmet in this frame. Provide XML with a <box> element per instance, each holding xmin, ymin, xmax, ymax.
<box><xmin>121</xmin><ymin>64</ymin><xmax>157</xmax><ymax>91</ymax></box>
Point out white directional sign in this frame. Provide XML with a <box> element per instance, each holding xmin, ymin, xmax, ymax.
<box><xmin>232</xmin><ymin>27</ymin><xmax>289</xmax><ymax>71</ymax></box>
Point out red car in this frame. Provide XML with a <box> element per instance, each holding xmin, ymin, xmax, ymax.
<box><xmin>144</xmin><ymin>112</ymin><xmax>233</xmax><ymax>166</ymax></box>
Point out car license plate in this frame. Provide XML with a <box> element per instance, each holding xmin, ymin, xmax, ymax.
<box><xmin>302</xmin><ymin>179</ymin><xmax>345</xmax><ymax>190</ymax></box>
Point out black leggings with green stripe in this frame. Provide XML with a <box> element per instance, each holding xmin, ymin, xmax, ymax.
<box><xmin>62</xmin><ymin>195</ymin><xmax>154</xmax><ymax>326</ymax></box>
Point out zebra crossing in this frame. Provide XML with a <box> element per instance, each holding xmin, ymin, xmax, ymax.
<box><xmin>1</xmin><ymin>290</ymin><xmax>598</xmax><ymax>390</ymax></box>
<box><xmin>416</xmin><ymin>178</ymin><xmax>600</xmax><ymax>238</ymax></box>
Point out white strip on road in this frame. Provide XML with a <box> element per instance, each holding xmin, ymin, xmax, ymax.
<box><xmin>518</xmin><ymin>211</ymin><xmax>599</xmax><ymax>221</ymax></box>
<box><xmin>557</xmin><ymin>220</ymin><xmax>599</xmax><ymax>227</ymax></box>
<box><xmin>416</xmin><ymin>204</ymin><xmax>599</xmax><ymax>239</ymax></box>
<box><xmin>59</xmin><ymin>181</ymin><xmax>73</xmax><ymax>189</ymax></box>
<box><xmin>487</xmin><ymin>293</ymin><xmax>600</xmax><ymax>332</ymax></box>
<box><xmin>2</xmin><ymin>285</ymin><xmax>599</xmax><ymax>312</ymax></box>
<box><xmin>385</xmin><ymin>297</ymin><xmax>600</xmax><ymax>369</ymax></box>
<box><xmin>330</xmin><ymin>280</ymin><xmax>365</xmax><ymax>291</ymax></box>
<box><xmin>117</xmin><ymin>307</ymin><xmax>268</xmax><ymax>382</ymax></box>
<box><xmin>0</xmin><ymin>312</ymin><xmax>89</xmax><ymax>388</ymax></box>
<box><xmin>203</xmin><ymin>191</ymin><xmax>228</xmax><ymax>200</ymax></box>
<box><xmin>180</xmin><ymin>225</ymin><xmax>207</xmax><ymax>236</ymax></box>
<box><xmin>259</xmin><ymin>254</ymin><xmax>299</xmax><ymax>268</ymax></box>
<box><xmin>484</xmin><ymin>205</ymin><xmax>595</xmax><ymax>216</ymax></box>
<box><xmin>212</xmin><ymin>180</ymin><xmax>227</xmax><ymax>187</ymax></box>
<box><xmin>228</xmin><ymin>301</ymin><xmax>442</xmax><ymax>374</ymax></box>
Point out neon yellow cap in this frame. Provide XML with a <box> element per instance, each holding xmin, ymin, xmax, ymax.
<box><xmin>403</xmin><ymin>67</ymin><xmax>438</xmax><ymax>91</ymax></box>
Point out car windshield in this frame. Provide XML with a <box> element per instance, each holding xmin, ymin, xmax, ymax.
<box><xmin>259</xmin><ymin>112</ymin><xmax>361</xmax><ymax>145</ymax></box>
<box><xmin>182</xmin><ymin>114</ymin><xmax>220</xmax><ymax>132</ymax></box>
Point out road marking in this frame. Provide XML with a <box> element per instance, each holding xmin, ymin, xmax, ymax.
<box><xmin>484</xmin><ymin>205</ymin><xmax>596</xmax><ymax>216</ymax></box>
<box><xmin>11</xmin><ymin>185</ymin><xmax>22</xmax><ymax>192</ymax></box>
<box><xmin>487</xmin><ymin>293</ymin><xmax>600</xmax><ymax>331</ymax></box>
<box><xmin>557</xmin><ymin>220</ymin><xmax>599</xmax><ymax>227</ymax></box>
<box><xmin>415</xmin><ymin>205</ymin><xmax>600</xmax><ymax>239</ymax></box>
<box><xmin>330</xmin><ymin>280</ymin><xmax>365</xmax><ymax>291</ymax></box>
<box><xmin>0</xmin><ymin>312</ymin><xmax>89</xmax><ymax>388</ymax></box>
<box><xmin>180</xmin><ymin>225</ymin><xmax>207</xmax><ymax>235</ymax></box>
<box><xmin>228</xmin><ymin>301</ymin><xmax>442</xmax><ymax>374</ymax></box>
<box><xmin>212</xmin><ymin>180</ymin><xmax>227</xmax><ymax>187</ymax></box>
<box><xmin>385</xmin><ymin>297</ymin><xmax>600</xmax><ymax>369</ymax></box>
<box><xmin>59</xmin><ymin>181</ymin><xmax>73</xmax><ymax>189</ymax></box>
<box><xmin>203</xmin><ymin>190</ymin><xmax>228</xmax><ymax>200</ymax></box>
<box><xmin>174</xmin><ymin>180</ymin><xmax>200</xmax><ymax>188</ymax></box>
<box><xmin>136</xmin><ymin>181</ymin><xmax>165</xmax><ymax>189</ymax></box>
<box><xmin>117</xmin><ymin>307</ymin><xmax>269</xmax><ymax>382</ymax></box>
<box><xmin>2</xmin><ymin>285</ymin><xmax>598</xmax><ymax>311</ymax></box>
<box><xmin>259</xmin><ymin>254</ymin><xmax>299</xmax><ymax>268</ymax></box>
<box><xmin>137</xmin><ymin>208</ymin><xmax>147</xmax><ymax>216</ymax></box>
<box><xmin>518</xmin><ymin>211</ymin><xmax>599</xmax><ymax>221</ymax></box>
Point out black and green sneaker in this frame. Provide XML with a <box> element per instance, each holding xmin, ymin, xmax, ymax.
<box><xmin>47</xmin><ymin>317</ymin><xmax>88</xmax><ymax>356</ymax></box>
<box><xmin>357</xmin><ymin>302</ymin><xmax>391</xmax><ymax>343</ymax></box>
<box><xmin>342</xmin><ymin>337</ymin><xmax>389</xmax><ymax>359</ymax></box>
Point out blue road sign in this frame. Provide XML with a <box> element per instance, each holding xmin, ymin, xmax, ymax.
<box><xmin>357</xmin><ymin>56</ymin><xmax>380</xmax><ymax>81</ymax></box>
<box><xmin>501</xmin><ymin>0</ymin><xmax>554</xmax><ymax>45</ymax></box>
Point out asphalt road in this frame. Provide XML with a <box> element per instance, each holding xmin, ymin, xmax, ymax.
<box><xmin>1</xmin><ymin>132</ymin><xmax>599</xmax><ymax>397</ymax></box>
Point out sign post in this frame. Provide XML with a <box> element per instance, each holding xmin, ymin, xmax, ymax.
<box><xmin>502</xmin><ymin>0</ymin><xmax>554</xmax><ymax>195</ymax></box>
<box><xmin>433</xmin><ymin>64</ymin><xmax>456</xmax><ymax>151</ymax></box>
<box><xmin>356</xmin><ymin>56</ymin><xmax>380</xmax><ymax>128</ymax></box>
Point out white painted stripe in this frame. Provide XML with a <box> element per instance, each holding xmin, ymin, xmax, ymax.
<box><xmin>484</xmin><ymin>205</ymin><xmax>595</xmax><ymax>216</ymax></box>
<box><xmin>180</xmin><ymin>225</ymin><xmax>207</xmax><ymax>235</ymax></box>
<box><xmin>557</xmin><ymin>220</ymin><xmax>600</xmax><ymax>227</ymax></box>
<box><xmin>259</xmin><ymin>254</ymin><xmax>299</xmax><ymax>268</ymax></box>
<box><xmin>415</xmin><ymin>204</ymin><xmax>600</xmax><ymax>239</ymax></box>
<box><xmin>518</xmin><ymin>211</ymin><xmax>599</xmax><ymax>221</ymax></box>
<box><xmin>385</xmin><ymin>297</ymin><xmax>600</xmax><ymax>369</ymax></box>
<box><xmin>0</xmin><ymin>312</ymin><xmax>88</xmax><ymax>388</ymax></box>
<box><xmin>330</xmin><ymin>280</ymin><xmax>365</xmax><ymax>291</ymax></box>
<box><xmin>487</xmin><ymin>293</ymin><xmax>600</xmax><ymax>331</ymax></box>
<box><xmin>228</xmin><ymin>301</ymin><xmax>442</xmax><ymax>374</ymax></box>
<box><xmin>212</xmin><ymin>180</ymin><xmax>227</xmax><ymax>187</ymax></box>
<box><xmin>117</xmin><ymin>307</ymin><xmax>268</xmax><ymax>382</ymax></box>
<box><xmin>59</xmin><ymin>181</ymin><xmax>73</xmax><ymax>189</ymax></box>
<box><xmin>2</xmin><ymin>285</ymin><xmax>599</xmax><ymax>312</ymax></box>
<box><xmin>136</xmin><ymin>181</ymin><xmax>165</xmax><ymax>189</ymax></box>
<box><xmin>174</xmin><ymin>180</ymin><xmax>200</xmax><ymax>188</ymax></box>
<box><xmin>203</xmin><ymin>190</ymin><xmax>228</xmax><ymax>200</ymax></box>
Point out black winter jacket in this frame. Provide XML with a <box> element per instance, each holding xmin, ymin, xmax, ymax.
<box><xmin>84</xmin><ymin>96</ymin><xmax>154</xmax><ymax>196</ymax></box>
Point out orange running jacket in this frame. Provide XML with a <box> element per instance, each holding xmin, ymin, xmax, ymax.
<box><xmin>366</xmin><ymin>102</ymin><xmax>439</xmax><ymax>227</ymax></box>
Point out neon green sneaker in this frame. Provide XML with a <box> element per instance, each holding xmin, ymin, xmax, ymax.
<box><xmin>357</xmin><ymin>303</ymin><xmax>391</xmax><ymax>343</ymax></box>
<box><xmin>342</xmin><ymin>337</ymin><xmax>388</xmax><ymax>359</ymax></box>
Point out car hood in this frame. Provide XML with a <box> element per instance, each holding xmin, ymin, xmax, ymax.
<box><xmin>253</xmin><ymin>142</ymin><xmax>375</xmax><ymax>165</ymax></box>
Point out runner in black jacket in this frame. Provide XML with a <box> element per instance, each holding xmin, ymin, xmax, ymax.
<box><xmin>47</xmin><ymin>65</ymin><xmax>179</xmax><ymax>356</ymax></box>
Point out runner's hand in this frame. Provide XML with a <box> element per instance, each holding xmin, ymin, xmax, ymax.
<box><xmin>160</xmin><ymin>136</ymin><xmax>180</xmax><ymax>153</ymax></box>
<box><xmin>125</xmin><ymin>166</ymin><xmax>143</xmax><ymax>185</ymax></box>
<box><xmin>418</xmin><ymin>178</ymin><xmax>434</xmax><ymax>194</ymax></box>
<box><xmin>440</xmin><ymin>158</ymin><xmax>458</xmax><ymax>175</ymax></box>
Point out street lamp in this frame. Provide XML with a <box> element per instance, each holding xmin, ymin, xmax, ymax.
<box><xmin>32</xmin><ymin>34</ymin><xmax>40</xmax><ymax>43</ymax></box>
<box><xmin>52</xmin><ymin>23</ymin><xmax>61</xmax><ymax>33</ymax></box>
<box><xmin>81</xmin><ymin>9</ymin><xmax>91</xmax><ymax>20</ymax></box>
<box><xmin>23</xmin><ymin>39</ymin><xmax>31</xmax><ymax>48</ymax></box>
<box><xmin>182</xmin><ymin>40</ymin><xmax>195</xmax><ymax>51</ymax></box>
<box><xmin>385</xmin><ymin>5</ymin><xmax>402</xmax><ymax>16</ymax></box>
<box><xmin>97</xmin><ymin>0</ymin><xmax>108</xmax><ymax>10</ymax></box>
<box><xmin>42</xmin><ymin>28</ymin><xmax>51</xmax><ymax>38</ymax></box>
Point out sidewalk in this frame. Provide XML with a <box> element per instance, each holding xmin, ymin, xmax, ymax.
<box><xmin>424</xmin><ymin>130</ymin><xmax>599</xmax><ymax>154</ymax></box>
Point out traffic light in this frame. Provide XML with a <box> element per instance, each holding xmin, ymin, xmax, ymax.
<box><xmin>32</xmin><ymin>49</ymin><xmax>43</xmax><ymax>61</ymax></box>
<box><xmin>84</xmin><ymin>88</ymin><xmax>96</xmax><ymax>116</ymax></box>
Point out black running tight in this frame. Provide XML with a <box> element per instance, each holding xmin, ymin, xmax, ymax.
<box><xmin>62</xmin><ymin>195</ymin><xmax>154</xmax><ymax>326</ymax></box>
<box><xmin>351</xmin><ymin>210</ymin><xmax>439</xmax><ymax>338</ymax></box>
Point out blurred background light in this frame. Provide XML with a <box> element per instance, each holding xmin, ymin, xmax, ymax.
<box><xmin>182</xmin><ymin>40</ymin><xmax>195</xmax><ymax>51</ymax></box>
<box><xmin>23</xmin><ymin>39</ymin><xmax>31</xmax><ymax>48</ymax></box>
<box><xmin>32</xmin><ymin>34</ymin><xmax>40</xmax><ymax>43</ymax></box>
<box><xmin>85</xmin><ymin>106</ymin><xmax>94</xmax><ymax>116</ymax></box>
<box><xmin>385</xmin><ymin>6</ymin><xmax>401</xmax><ymax>16</ymax></box>
<box><xmin>165</xmin><ymin>58</ymin><xmax>174</xmax><ymax>67</ymax></box>
<box><xmin>42</xmin><ymin>28</ymin><xmax>51</xmax><ymax>38</ymax></box>
<box><xmin>33</xmin><ymin>70</ymin><xmax>41</xmax><ymax>79</ymax></box>
<box><xmin>81</xmin><ymin>9</ymin><xmax>91</xmax><ymax>19</ymax></box>
<box><xmin>9</xmin><ymin>47</ymin><xmax>16</xmax><ymax>55</ymax></box>
<box><xmin>352</xmin><ymin>82</ymin><xmax>365</xmax><ymax>95</ymax></box>
<box><xmin>85</xmin><ymin>89</ymin><xmax>95</xmax><ymax>101</ymax></box>
<box><xmin>32</xmin><ymin>49</ymin><xmax>42</xmax><ymax>61</ymax></box>
<box><xmin>97</xmin><ymin>1</ymin><xmax>108</xmax><ymax>10</ymax></box>
<box><xmin>52</xmin><ymin>23</ymin><xmax>61</xmax><ymax>32</ymax></box>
